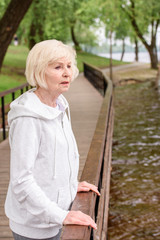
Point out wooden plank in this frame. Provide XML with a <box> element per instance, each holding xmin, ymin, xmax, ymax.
<box><xmin>0</xmin><ymin>216</ymin><xmax>9</xmax><ymax>226</ymax></box>
<box><xmin>102</xmin><ymin>106</ymin><xmax>114</xmax><ymax>235</ymax></box>
<box><xmin>101</xmin><ymin>231</ymin><xmax>106</xmax><ymax>240</ymax></box>
<box><xmin>62</xmin><ymin>225</ymin><xmax>89</xmax><ymax>240</ymax></box>
<box><xmin>0</xmin><ymin>238</ymin><xmax>13</xmax><ymax>240</ymax></box>
<box><xmin>93</xmin><ymin>100</ymin><xmax>114</xmax><ymax>240</ymax></box>
<box><xmin>0</xmin><ymin>226</ymin><xmax>13</xmax><ymax>237</ymax></box>
<box><xmin>93</xmin><ymin>188</ymin><xmax>105</xmax><ymax>240</ymax></box>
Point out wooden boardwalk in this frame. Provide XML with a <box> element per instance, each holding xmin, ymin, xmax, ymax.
<box><xmin>0</xmin><ymin>73</ymin><xmax>103</xmax><ymax>239</ymax></box>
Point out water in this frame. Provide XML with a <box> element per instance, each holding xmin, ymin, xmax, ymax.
<box><xmin>99</xmin><ymin>52</ymin><xmax>160</xmax><ymax>63</ymax></box>
<box><xmin>108</xmin><ymin>82</ymin><xmax>160</xmax><ymax>239</ymax></box>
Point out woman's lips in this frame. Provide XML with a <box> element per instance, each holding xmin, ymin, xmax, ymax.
<box><xmin>61</xmin><ymin>81</ymin><xmax>69</xmax><ymax>84</ymax></box>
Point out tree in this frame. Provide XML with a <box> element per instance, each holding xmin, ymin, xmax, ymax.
<box><xmin>28</xmin><ymin>0</ymin><xmax>47</xmax><ymax>49</ymax></box>
<box><xmin>114</xmin><ymin>18</ymin><xmax>129</xmax><ymax>61</ymax></box>
<box><xmin>134</xmin><ymin>36</ymin><xmax>139</xmax><ymax>61</ymax></box>
<box><xmin>0</xmin><ymin>0</ymin><xmax>33</xmax><ymax>70</ymax></box>
<box><xmin>155</xmin><ymin>66</ymin><xmax>160</xmax><ymax>89</ymax></box>
<box><xmin>49</xmin><ymin>0</ymin><xmax>99</xmax><ymax>50</ymax></box>
<box><xmin>120</xmin><ymin>0</ymin><xmax>160</xmax><ymax>69</ymax></box>
<box><xmin>0</xmin><ymin>0</ymin><xmax>10</xmax><ymax>19</ymax></box>
<box><xmin>17</xmin><ymin>0</ymin><xmax>100</xmax><ymax>50</ymax></box>
<box><xmin>99</xmin><ymin>0</ymin><xmax>121</xmax><ymax>80</ymax></box>
<box><xmin>17</xmin><ymin>0</ymin><xmax>71</xmax><ymax>46</ymax></box>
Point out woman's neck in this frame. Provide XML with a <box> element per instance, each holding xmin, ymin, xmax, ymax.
<box><xmin>35</xmin><ymin>87</ymin><xmax>59</xmax><ymax>108</ymax></box>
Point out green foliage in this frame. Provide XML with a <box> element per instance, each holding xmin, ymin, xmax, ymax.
<box><xmin>74</xmin><ymin>23</ymin><xmax>98</xmax><ymax>46</ymax></box>
<box><xmin>77</xmin><ymin>51</ymin><xmax>125</xmax><ymax>72</ymax></box>
<box><xmin>3</xmin><ymin>45</ymin><xmax>29</xmax><ymax>68</ymax></box>
<box><xmin>47</xmin><ymin>0</ymin><xmax>100</xmax><ymax>48</ymax></box>
<box><xmin>0</xmin><ymin>45</ymin><xmax>28</xmax><ymax>95</ymax></box>
<box><xmin>0</xmin><ymin>74</ymin><xmax>25</xmax><ymax>91</ymax></box>
<box><xmin>0</xmin><ymin>45</ymin><xmax>126</xmax><ymax>93</ymax></box>
<box><xmin>119</xmin><ymin>0</ymin><xmax>160</xmax><ymax>36</ymax></box>
<box><xmin>98</xmin><ymin>0</ymin><xmax>160</xmax><ymax>68</ymax></box>
<box><xmin>99</xmin><ymin>0</ymin><xmax>121</xmax><ymax>34</ymax></box>
<box><xmin>17</xmin><ymin>0</ymin><xmax>101</xmax><ymax>48</ymax></box>
<box><xmin>44</xmin><ymin>0</ymin><xmax>71</xmax><ymax>42</ymax></box>
<box><xmin>0</xmin><ymin>0</ymin><xmax>10</xmax><ymax>18</ymax></box>
<box><xmin>99</xmin><ymin>0</ymin><xmax>160</xmax><ymax>41</ymax></box>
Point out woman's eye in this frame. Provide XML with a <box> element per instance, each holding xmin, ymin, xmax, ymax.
<box><xmin>67</xmin><ymin>65</ymin><xmax>71</xmax><ymax>68</ymax></box>
<box><xmin>55</xmin><ymin>66</ymin><xmax>61</xmax><ymax>69</ymax></box>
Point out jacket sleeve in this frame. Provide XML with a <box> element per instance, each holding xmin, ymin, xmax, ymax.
<box><xmin>9</xmin><ymin>117</ymin><xmax>68</xmax><ymax>226</ymax></box>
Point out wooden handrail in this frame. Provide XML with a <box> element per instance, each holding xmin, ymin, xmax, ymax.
<box><xmin>61</xmin><ymin>63</ymin><xmax>114</xmax><ymax>240</ymax></box>
<box><xmin>0</xmin><ymin>83</ymin><xmax>30</xmax><ymax>141</ymax></box>
<box><xmin>0</xmin><ymin>83</ymin><xmax>29</xmax><ymax>98</ymax></box>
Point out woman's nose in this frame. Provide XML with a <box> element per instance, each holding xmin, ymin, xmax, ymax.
<box><xmin>63</xmin><ymin>67</ymin><xmax>71</xmax><ymax>77</ymax></box>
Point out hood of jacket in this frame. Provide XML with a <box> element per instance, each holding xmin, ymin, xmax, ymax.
<box><xmin>8</xmin><ymin>88</ymin><xmax>69</xmax><ymax>126</ymax></box>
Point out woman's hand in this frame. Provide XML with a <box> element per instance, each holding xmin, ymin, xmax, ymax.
<box><xmin>63</xmin><ymin>210</ymin><xmax>97</xmax><ymax>229</ymax></box>
<box><xmin>77</xmin><ymin>181</ymin><xmax>100</xmax><ymax>196</ymax></box>
<box><xmin>63</xmin><ymin>182</ymin><xmax>100</xmax><ymax>230</ymax></box>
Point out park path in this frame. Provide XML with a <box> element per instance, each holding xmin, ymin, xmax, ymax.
<box><xmin>0</xmin><ymin>73</ymin><xmax>103</xmax><ymax>239</ymax></box>
<box><xmin>102</xmin><ymin>62</ymin><xmax>157</xmax><ymax>85</ymax></box>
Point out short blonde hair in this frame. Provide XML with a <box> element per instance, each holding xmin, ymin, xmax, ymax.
<box><xmin>25</xmin><ymin>39</ymin><xmax>79</xmax><ymax>89</ymax></box>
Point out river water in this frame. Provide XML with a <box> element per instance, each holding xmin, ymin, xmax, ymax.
<box><xmin>99</xmin><ymin>52</ymin><xmax>160</xmax><ymax>63</ymax></box>
<box><xmin>108</xmin><ymin>82</ymin><xmax>160</xmax><ymax>239</ymax></box>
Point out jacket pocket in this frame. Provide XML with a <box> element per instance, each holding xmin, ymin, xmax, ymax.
<box><xmin>58</xmin><ymin>187</ymin><xmax>72</xmax><ymax>211</ymax></box>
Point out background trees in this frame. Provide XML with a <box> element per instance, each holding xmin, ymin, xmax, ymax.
<box><xmin>43</xmin><ymin>0</ymin><xmax>99</xmax><ymax>51</ymax></box>
<box><xmin>0</xmin><ymin>0</ymin><xmax>159</xmax><ymax>71</ymax></box>
<box><xmin>98</xmin><ymin>0</ymin><xmax>160</xmax><ymax>69</ymax></box>
<box><xmin>10</xmin><ymin>0</ymin><xmax>100</xmax><ymax>50</ymax></box>
<box><xmin>0</xmin><ymin>0</ymin><xmax>100</xmax><ymax>71</ymax></box>
<box><xmin>120</xmin><ymin>0</ymin><xmax>160</xmax><ymax>69</ymax></box>
<box><xmin>0</xmin><ymin>0</ymin><xmax>33</xmax><ymax>70</ymax></box>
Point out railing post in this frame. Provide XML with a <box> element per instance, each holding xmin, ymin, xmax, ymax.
<box><xmin>12</xmin><ymin>92</ymin><xmax>15</xmax><ymax>101</ymax></box>
<box><xmin>1</xmin><ymin>96</ymin><xmax>6</xmax><ymax>140</ymax></box>
<box><xmin>0</xmin><ymin>83</ymin><xmax>29</xmax><ymax>142</ymax></box>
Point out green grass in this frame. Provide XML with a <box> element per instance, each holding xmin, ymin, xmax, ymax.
<box><xmin>0</xmin><ymin>45</ymin><xmax>28</xmax><ymax>92</ymax></box>
<box><xmin>77</xmin><ymin>51</ymin><xmax>126</xmax><ymax>72</ymax></box>
<box><xmin>0</xmin><ymin>45</ymin><xmax>127</xmax><ymax>93</ymax></box>
<box><xmin>3</xmin><ymin>45</ymin><xmax>29</xmax><ymax>68</ymax></box>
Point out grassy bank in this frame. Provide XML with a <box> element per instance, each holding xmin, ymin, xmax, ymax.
<box><xmin>0</xmin><ymin>45</ymin><xmax>126</xmax><ymax>92</ymax></box>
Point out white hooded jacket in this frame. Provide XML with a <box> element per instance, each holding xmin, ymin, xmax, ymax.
<box><xmin>5</xmin><ymin>89</ymin><xmax>79</xmax><ymax>239</ymax></box>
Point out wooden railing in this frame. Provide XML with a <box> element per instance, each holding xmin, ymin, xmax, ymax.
<box><xmin>0</xmin><ymin>83</ymin><xmax>29</xmax><ymax>141</ymax></box>
<box><xmin>61</xmin><ymin>63</ymin><xmax>114</xmax><ymax>240</ymax></box>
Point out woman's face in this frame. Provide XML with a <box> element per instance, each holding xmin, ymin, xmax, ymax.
<box><xmin>45</xmin><ymin>57</ymin><xmax>73</xmax><ymax>94</ymax></box>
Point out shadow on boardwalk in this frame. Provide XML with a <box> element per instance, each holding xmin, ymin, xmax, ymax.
<box><xmin>0</xmin><ymin>73</ymin><xmax>103</xmax><ymax>239</ymax></box>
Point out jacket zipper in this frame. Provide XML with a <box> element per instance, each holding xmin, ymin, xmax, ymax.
<box><xmin>61</xmin><ymin>113</ymin><xmax>73</xmax><ymax>201</ymax></box>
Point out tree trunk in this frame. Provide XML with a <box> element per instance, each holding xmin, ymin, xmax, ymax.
<box><xmin>109</xmin><ymin>30</ymin><xmax>113</xmax><ymax>81</ymax></box>
<box><xmin>70</xmin><ymin>25</ymin><xmax>81</xmax><ymax>51</ymax></box>
<box><xmin>134</xmin><ymin>37</ymin><xmax>138</xmax><ymax>61</ymax></box>
<box><xmin>122</xmin><ymin>0</ymin><xmax>159</xmax><ymax>69</ymax></box>
<box><xmin>29</xmin><ymin>22</ymin><xmax>37</xmax><ymax>50</ymax></box>
<box><xmin>132</xmin><ymin>26</ymin><xmax>158</xmax><ymax>68</ymax></box>
<box><xmin>28</xmin><ymin>0</ymin><xmax>45</xmax><ymax>49</ymax></box>
<box><xmin>155</xmin><ymin>66</ymin><xmax>160</xmax><ymax>89</ymax></box>
<box><xmin>120</xmin><ymin>38</ymin><xmax>125</xmax><ymax>61</ymax></box>
<box><xmin>0</xmin><ymin>0</ymin><xmax>33</xmax><ymax>70</ymax></box>
<box><xmin>148</xmin><ymin>45</ymin><xmax>158</xmax><ymax>69</ymax></box>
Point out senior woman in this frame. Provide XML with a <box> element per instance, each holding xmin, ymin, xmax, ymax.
<box><xmin>5</xmin><ymin>39</ymin><xmax>100</xmax><ymax>240</ymax></box>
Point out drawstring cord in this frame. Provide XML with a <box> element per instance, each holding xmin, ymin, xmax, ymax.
<box><xmin>52</xmin><ymin>133</ymin><xmax>57</xmax><ymax>179</ymax></box>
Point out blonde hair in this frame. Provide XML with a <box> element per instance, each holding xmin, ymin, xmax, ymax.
<box><xmin>25</xmin><ymin>39</ymin><xmax>79</xmax><ymax>89</ymax></box>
